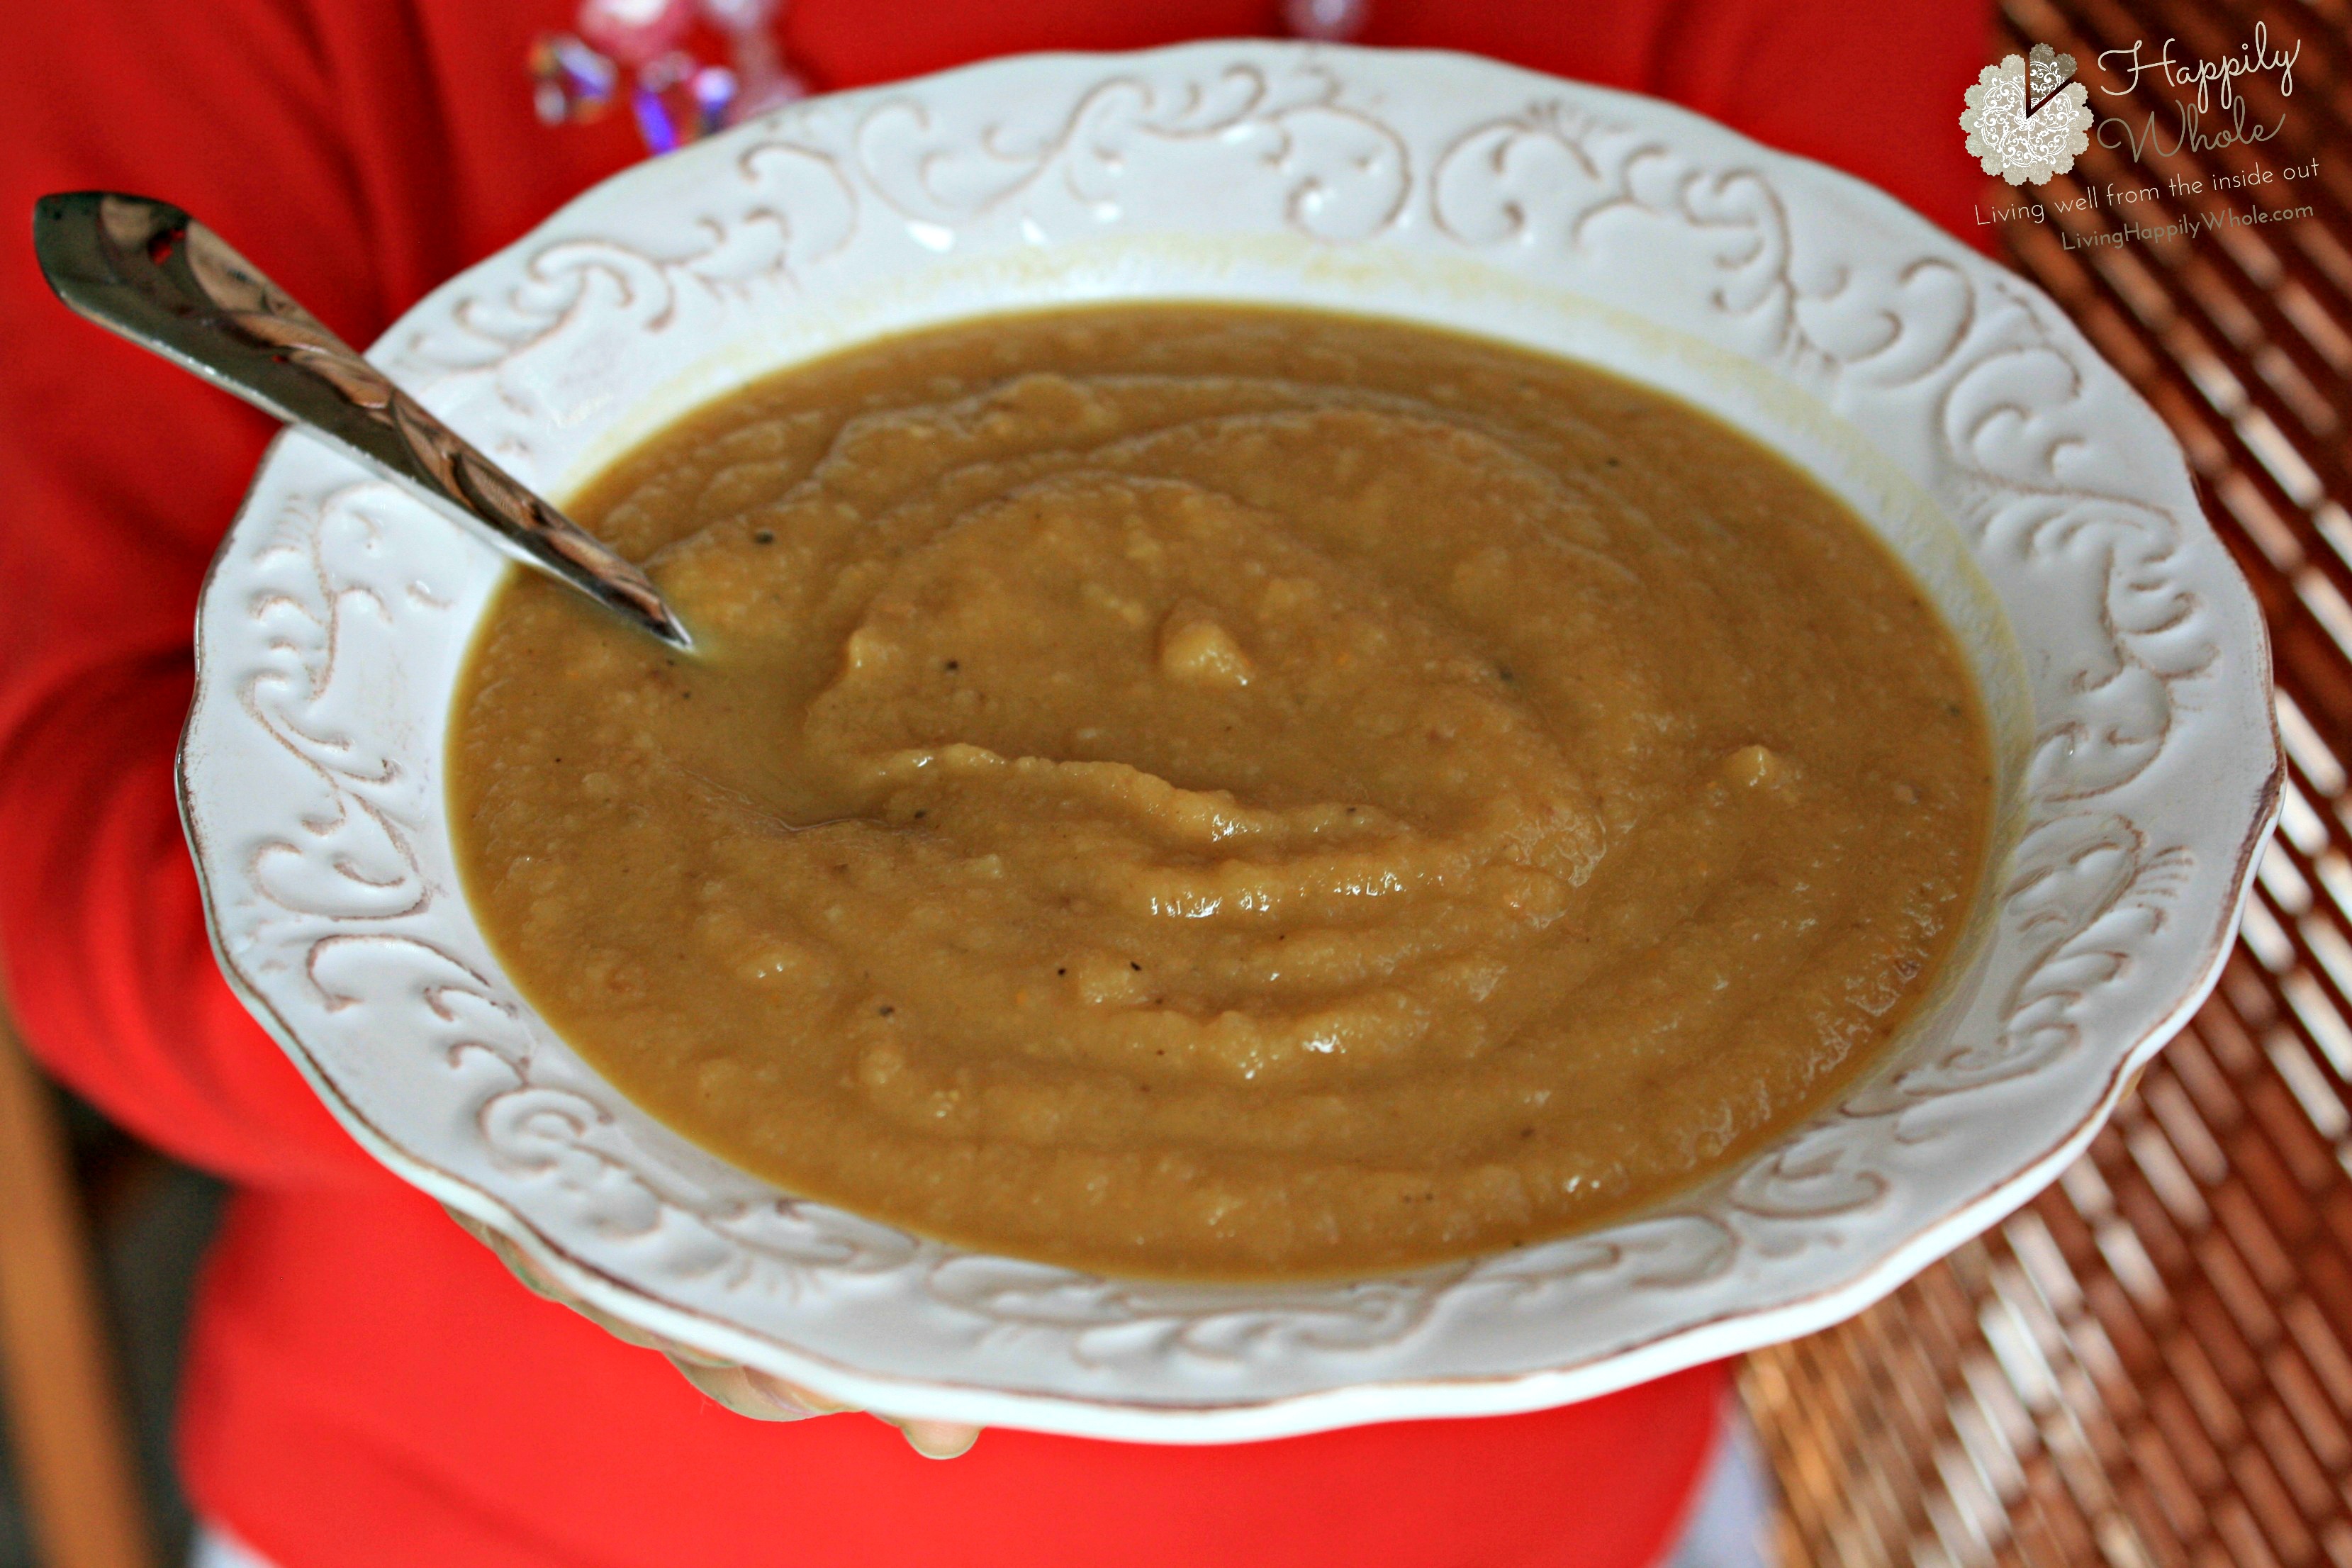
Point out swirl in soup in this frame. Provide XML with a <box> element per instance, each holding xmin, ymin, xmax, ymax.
<box><xmin>450</xmin><ymin>306</ymin><xmax>1993</xmax><ymax>1279</ymax></box>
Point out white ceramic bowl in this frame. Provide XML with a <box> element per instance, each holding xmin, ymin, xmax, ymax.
<box><xmin>181</xmin><ymin>41</ymin><xmax>2280</xmax><ymax>1440</ymax></box>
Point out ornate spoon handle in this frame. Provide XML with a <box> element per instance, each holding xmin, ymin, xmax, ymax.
<box><xmin>32</xmin><ymin>191</ymin><xmax>692</xmax><ymax>651</ymax></box>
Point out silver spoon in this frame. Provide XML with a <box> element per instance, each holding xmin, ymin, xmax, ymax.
<box><xmin>32</xmin><ymin>191</ymin><xmax>693</xmax><ymax>651</ymax></box>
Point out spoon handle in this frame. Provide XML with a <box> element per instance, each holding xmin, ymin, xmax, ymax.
<box><xmin>32</xmin><ymin>191</ymin><xmax>693</xmax><ymax>651</ymax></box>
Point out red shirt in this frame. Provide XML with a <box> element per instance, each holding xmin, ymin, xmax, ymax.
<box><xmin>0</xmin><ymin>3</ymin><xmax>1986</xmax><ymax>1564</ymax></box>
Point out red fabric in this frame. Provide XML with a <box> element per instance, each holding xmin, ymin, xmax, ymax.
<box><xmin>0</xmin><ymin>2</ymin><xmax>1986</xmax><ymax>1564</ymax></box>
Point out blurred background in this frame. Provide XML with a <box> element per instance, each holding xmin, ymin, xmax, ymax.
<box><xmin>0</xmin><ymin>1017</ymin><xmax>218</xmax><ymax>1567</ymax></box>
<box><xmin>4</xmin><ymin>0</ymin><xmax>2351</xmax><ymax>1562</ymax></box>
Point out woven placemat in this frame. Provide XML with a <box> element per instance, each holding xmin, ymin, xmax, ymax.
<box><xmin>1740</xmin><ymin>1</ymin><xmax>2352</xmax><ymax>1563</ymax></box>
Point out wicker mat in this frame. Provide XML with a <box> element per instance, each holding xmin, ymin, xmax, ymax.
<box><xmin>1739</xmin><ymin>0</ymin><xmax>2352</xmax><ymax>1563</ymax></box>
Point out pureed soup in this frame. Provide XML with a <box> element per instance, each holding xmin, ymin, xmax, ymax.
<box><xmin>450</xmin><ymin>306</ymin><xmax>1993</xmax><ymax>1281</ymax></box>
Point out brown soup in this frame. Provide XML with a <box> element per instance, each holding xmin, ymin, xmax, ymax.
<box><xmin>449</xmin><ymin>306</ymin><xmax>1993</xmax><ymax>1280</ymax></box>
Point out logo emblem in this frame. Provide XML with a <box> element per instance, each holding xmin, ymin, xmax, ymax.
<box><xmin>1962</xmin><ymin>43</ymin><xmax>2095</xmax><ymax>186</ymax></box>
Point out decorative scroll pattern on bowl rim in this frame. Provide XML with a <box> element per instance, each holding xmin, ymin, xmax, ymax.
<box><xmin>180</xmin><ymin>42</ymin><xmax>2281</xmax><ymax>1440</ymax></box>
